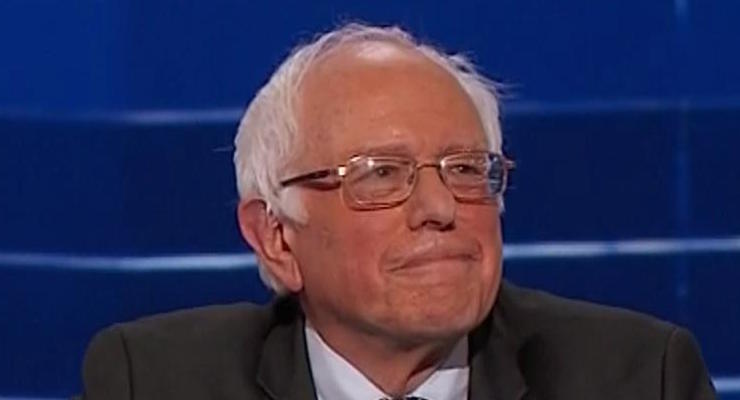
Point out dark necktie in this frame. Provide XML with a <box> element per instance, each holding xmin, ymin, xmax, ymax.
<box><xmin>380</xmin><ymin>397</ymin><xmax>429</xmax><ymax>400</ymax></box>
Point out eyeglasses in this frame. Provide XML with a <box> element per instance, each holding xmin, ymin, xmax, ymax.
<box><xmin>280</xmin><ymin>151</ymin><xmax>514</xmax><ymax>210</ymax></box>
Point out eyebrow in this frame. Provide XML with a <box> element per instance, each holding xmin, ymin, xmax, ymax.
<box><xmin>439</xmin><ymin>142</ymin><xmax>488</xmax><ymax>155</ymax></box>
<box><xmin>347</xmin><ymin>143</ymin><xmax>414</xmax><ymax>158</ymax></box>
<box><xmin>345</xmin><ymin>139</ymin><xmax>488</xmax><ymax>159</ymax></box>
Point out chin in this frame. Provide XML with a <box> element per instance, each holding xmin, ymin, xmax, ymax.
<box><xmin>377</xmin><ymin>276</ymin><xmax>500</xmax><ymax>341</ymax></box>
<box><xmin>393</xmin><ymin>298</ymin><xmax>488</xmax><ymax>342</ymax></box>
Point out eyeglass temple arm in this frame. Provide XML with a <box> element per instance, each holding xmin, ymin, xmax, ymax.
<box><xmin>280</xmin><ymin>169</ymin><xmax>334</xmax><ymax>187</ymax></box>
<box><xmin>503</xmin><ymin>158</ymin><xmax>516</xmax><ymax>170</ymax></box>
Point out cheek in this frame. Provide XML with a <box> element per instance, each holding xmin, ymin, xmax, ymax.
<box><xmin>300</xmin><ymin>203</ymin><xmax>395</xmax><ymax>295</ymax></box>
<box><xmin>462</xmin><ymin>206</ymin><xmax>503</xmax><ymax>285</ymax></box>
<box><xmin>333</xmin><ymin>213</ymin><xmax>394</xmax><ymax>280</ymax></box>
<box><xmin>466</xmin><ymin>204</ymin><xmax>501</xmax><ymax>244</ymax></box>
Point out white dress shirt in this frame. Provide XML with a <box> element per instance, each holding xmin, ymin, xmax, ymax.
<box><xmin>305</xmin><ymin>324</ymin><xmax>469</xmax><ymax>400</ymax></box>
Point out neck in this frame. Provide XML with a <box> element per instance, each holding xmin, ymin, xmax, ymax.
<box><xmin>304</xmin><ymin>313</ymin><xmax>463</xmax><ymax>396</ymax></box>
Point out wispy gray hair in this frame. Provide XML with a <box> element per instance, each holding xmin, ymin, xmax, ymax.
<box><xmin>234</xmin><ymin>23</ymin><xmax>503</xmax><ymax>293</ymax></box>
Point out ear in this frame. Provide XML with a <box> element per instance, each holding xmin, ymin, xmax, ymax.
<box><xmin>237</xmin><ymin>200</ymin><xmax>303</xmax><ymax>292</ymax></box>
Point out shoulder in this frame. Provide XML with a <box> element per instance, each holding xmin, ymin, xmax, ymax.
<box><xmin>498</xmin><ymin>281</ymin><xmax>676</xmax><ymax>341</ymax></box>
<box><xmin>82</xmin><ymin>299</ymin><xmax>297</xmax><ymax>399</ymax></box>
<box><xmin>496</xmin><ymin>282</ymin><xmax>715</xmax><ymax>399</ymax></box>
<box><xmin>108</xmin><ymin>301</ymin><xmax>276</xmax><ymax>348</ymax></box>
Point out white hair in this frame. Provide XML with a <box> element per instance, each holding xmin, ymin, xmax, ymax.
<box><xmin>234</xmin><ymin>23</ymin><xmax>503</xmax><ymax>294</ymax></box>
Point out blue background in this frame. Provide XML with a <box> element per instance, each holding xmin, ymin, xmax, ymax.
<box><xmin>0</xmin><ymin>1</ymin><xmax>738</xmax><ymax>398</ymax></box>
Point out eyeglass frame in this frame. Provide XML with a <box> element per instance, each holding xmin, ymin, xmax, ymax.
<box><xmin>279</xmin><ymin>150</ymin><xmax>515</xmax><ymax>210</ymax></box>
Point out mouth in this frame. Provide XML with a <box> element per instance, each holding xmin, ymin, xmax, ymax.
<box><xmin>386</xmin><ymin>241</ymin><xmax>482</xmax><ymax>273</ymax></box>
<box><xmin>393</xmin><ymin>253</ymin><xmax>479</xmax><ymax>272</ymax></box>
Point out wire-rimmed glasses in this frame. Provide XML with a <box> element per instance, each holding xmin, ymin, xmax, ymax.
<box><xmin>280</xmin><ymin>151</ymin><xmax>514</xmax><ymax>210</ymax></box>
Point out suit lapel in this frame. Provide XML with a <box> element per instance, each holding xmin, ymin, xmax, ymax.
<box><xmin>469</xmin><ymin>290</ymin><xmax>535</xmax><ymax>400</ymax></box>
<box><xmin>256</xmin><ymin>298</ymin><xmax>317</xmax><ymax>400</ymax></box>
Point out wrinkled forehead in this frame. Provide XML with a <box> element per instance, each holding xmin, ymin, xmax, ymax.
<box><xmin>294</xmin><ymin>41</ymin><xmax>487</xmax><ymax>163</ymax></box>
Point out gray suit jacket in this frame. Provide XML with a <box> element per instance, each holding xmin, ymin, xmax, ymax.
<box><xmin>80</xmin><ymin>282</ymin><xmax>716</xmax><ymax>399</ymax></box>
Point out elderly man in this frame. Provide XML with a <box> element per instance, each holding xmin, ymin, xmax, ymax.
<box><xmin>81</xmin><ymin>24</ymin><xmax>715</xmax><ymax>399</ymax></box>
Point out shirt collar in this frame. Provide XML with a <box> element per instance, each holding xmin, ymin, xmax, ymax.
<box><xmin>305</xmin><ymin>323</ymin><xmax>469</xmax><ymax>400</ymax></box>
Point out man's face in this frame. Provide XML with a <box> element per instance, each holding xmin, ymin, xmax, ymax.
<box><xmin>285</xmin><ymin>43</ymin><xmax>502</xmax><ymax>344</ymax></box>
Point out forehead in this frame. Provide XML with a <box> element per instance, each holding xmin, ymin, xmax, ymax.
<box><xmin>296</xmin><ymin>42</ymin><xmax>487</xmax><ymax>163</ymax></box>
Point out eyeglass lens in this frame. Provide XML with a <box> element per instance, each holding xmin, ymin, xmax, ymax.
<box><xmin>343</xmin><ymin>154</ymin><xmax>505</xmax><ymax>207</ymax></box>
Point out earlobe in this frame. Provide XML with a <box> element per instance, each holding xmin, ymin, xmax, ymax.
<box><xmin>237</xmin><ymin>200</ymin><xmax>304</xmax><ymax>292</ymax></box>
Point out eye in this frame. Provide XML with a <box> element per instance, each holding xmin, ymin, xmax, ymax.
<box><xmin>373</xmin><ymin>165</ymin><xmax>399</xmax><ymax>177</ymax></box>
<box><xmin>450</xmin><ymin>163</ymin><xmax>486</xmax><ymax>176</ymax></box>
<box><xmin>348</xmin><ymin>161</ymin><xmax>406</xmax><ymax>185</ymax></box>
<box><xmin>453</xmin><ymin>164</ymin><xmax>475</xmax><ymax>174</ymax></box>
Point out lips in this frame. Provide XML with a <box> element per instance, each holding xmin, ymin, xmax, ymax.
<box><xmin>384</xmin><ymin>237</ymin><xmax>482</xmax><ymax>272</ymax></box>
<box><xmin>395</xmin><ymin>252</ymin><xmax>479</xmax><ymax>272</ymax></box>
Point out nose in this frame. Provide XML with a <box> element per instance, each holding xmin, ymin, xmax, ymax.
<box><xmin>405</xmin><ymin>166</ymin><xmax>457</xmax><ymax>230</ymax></box>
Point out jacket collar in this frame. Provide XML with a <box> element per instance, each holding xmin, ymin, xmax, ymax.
<box><xmin>257</xmin><ymin>283</ymin><xmax>534</xmax><ymax>400</ymax></box>
<box><xmin>256</xmin><ymin>297</ymin><xmax>316</xmax><ymax>400</ymax></box>
<box><xmin>469</xmin><ymin>288</ymin><xmax>534</xmax><ymax>400</ymax></box>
